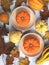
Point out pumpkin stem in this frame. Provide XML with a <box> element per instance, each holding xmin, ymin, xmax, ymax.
<box><xmin>29</xmin><ymin>43</ymin><xmax>33</xmax><ymax>47</ymax></box>
<box><xmin>21</xmin><ymin>16</ymin><xmax>25</xmax><ymax>21</ymax></box>
<box><xmin>40</xmin><ymin>25</ymin><xmax>43</xmax><ymax>28</ymax></box>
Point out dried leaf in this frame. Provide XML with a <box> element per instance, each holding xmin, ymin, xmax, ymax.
<box><xmin>15</xmin><ymin>0</ymin><xmax>27</xmax><ymax>6</ymax></box>
<box><xmin>0</xmin><ymin>38</ymin><xmax>5</xmax><ymax>55</ymax></box>
<box><xmin>10</xmin><ymin>48</ymin><xmax>19</xmax><ymax>58</ymax></box>
<box><xmin>6</xmin><ymin>55</ymin><xmax>14</xmax><ymax>65</ymax></box>
<box><xmin>4</xmin><ymin>42</ymin><xmax>15</xmax><ymax>55</ymax></box>
<box><xmin>0</xmin><ymin>25</ymin><xmax>9</xmax><ymax>36</ymax></box>
<box><xmin>40</xmin><ymin>7</ymin><xmax>49</xmax><ymax>20</ymax></box>
<box><xmin>43</xmin><ymin>31</ymin><xmax>49</xmax><ymax>39</ymax></box>
<box><xmin>1</xmin><ymin>0</ymin><xmax>13</xmax><ymax>12</ymax></box>
<box><xmin>43</xmin><ymin>0</ymin><xmax>49</xmax><ymax>6</ymax></box>
<box><xmin>20</xmin><ymin>57</ymin><xmax>30</xmax><ymax>65</ymax></box>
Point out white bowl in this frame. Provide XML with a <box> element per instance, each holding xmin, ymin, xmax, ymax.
<box><xmin>10</xmin><ymin>6</ymin><xmax>36</xmax><ymax>30</ymax></box>
<box><xmin>20</xmin><ymin>33</ymin><xmax>44</xmax><ymax>57</ymax></box>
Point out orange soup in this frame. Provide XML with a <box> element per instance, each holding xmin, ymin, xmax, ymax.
<box><xmin>16</xmin><ymin>11</ymin><xmax>30</xmax><ymax>26</ymax></box>
<box><xmin>23</xmin><ymin>35</ymin><xmax>40</xmax><ymax>53</ymax></box>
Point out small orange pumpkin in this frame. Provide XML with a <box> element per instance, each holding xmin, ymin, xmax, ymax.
<box><xmin>16</xmin><ymin>11</ymin><xmax>30</xmax><ymax>26</ymax></box>
<box><xmin>0</xmin><ymin>13</ymin><xmax>9</xmax><ymax>24</ymax></box>
<box><xmin>28</xmin><ymin>0</ymin><xmax>44</xmax><ymax>10</ymax></box>
<box><xmin>23</xmin><ymin>36</ymin><xmax>40</xmax><ymax>53</ymax></box>
<box><xmin>10</xmin><ymin>48</ymin><xmax>19</xmax><ymax>58</ymax></box>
